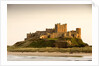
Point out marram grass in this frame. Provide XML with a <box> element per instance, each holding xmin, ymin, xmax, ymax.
<box><xmin>7</xmin><ymin>46</ymin><xmax>92</xmax><ymax>53</ymax></box>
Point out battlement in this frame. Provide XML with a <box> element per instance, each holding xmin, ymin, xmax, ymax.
<box><xmin>26</xmin><ymin>23</ymin><xmax>81</xmax><ymax>40</ymax></box>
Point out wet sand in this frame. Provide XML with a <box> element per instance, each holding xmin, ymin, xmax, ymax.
<box><xmin>7</xmin><ymin>52</ymin><xmax>92</xmax><ymax>57</ymax></box>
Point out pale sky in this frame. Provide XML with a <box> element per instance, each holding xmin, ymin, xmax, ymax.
<box><xmin>7</xmin><ymin>4</ymin><xmax>92</xmax><ymax>45</ymax></box>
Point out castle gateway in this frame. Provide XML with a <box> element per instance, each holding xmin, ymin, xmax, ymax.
<box><xmin>26</xmin><ymin>23</ymin><xmax>81</xmax><ymax>40</ymax></box>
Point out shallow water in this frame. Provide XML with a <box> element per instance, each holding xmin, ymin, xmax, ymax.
<box><xmin>7</xmin><ymin>55</ymin><xmax>92</xmax><ymax>61</ymax></box>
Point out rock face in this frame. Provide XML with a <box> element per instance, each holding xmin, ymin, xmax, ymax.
<box><xmin>25</xmin><ymin>23</ymin><xmax>81</xmax><ymax>40</ymax></box>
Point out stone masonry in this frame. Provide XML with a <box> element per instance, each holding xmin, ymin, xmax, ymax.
<box><xmin>26</xmin><ymin>23</ymin><xmax>81</xmax><ymax>40</ymax></box>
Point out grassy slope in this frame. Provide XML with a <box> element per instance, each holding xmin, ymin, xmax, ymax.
<box><xmin>13</xmin><ymin>37</ymin><xmax>88</xmax><ymax>48</ymax></box>
<box><xmin>7</xmin><ymin>37</ymin><xmax>91</xmax><ymax>53</ymax></box>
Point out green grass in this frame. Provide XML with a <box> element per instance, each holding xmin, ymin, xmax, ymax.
<box><xmin>7</xmin><ymin>46</ymin><xmax>92</xmax><ymax>53</ymax></box>
<box><xmin>12</xmin><ymin>37</ymin><xmax>89</xmax><ymax>48</ymax></box>
<box><xmin>47</xmin><ymin>38</ymin><xmax>58</xmax><ymax>40</ymax></box>
<box><xmin>27</xmin><ymin>40</ymin><xmax>55</xmax><ymax>48</ymax></box>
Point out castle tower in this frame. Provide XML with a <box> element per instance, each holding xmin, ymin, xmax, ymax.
<box><xmin>27</xmin><ymin>33</ymin><xmax>32</xmax><ymax>38</ymax></box>
<box><xmin>76</xmin><ymin>28</ymin><xmax>81</xmax><ymax>39</ymax></box>
<box><xmin>68</xmin><ymin>31</ymin><xmax>71</xmax><ymax>36</ymax></box>
<box><xmin>64</xmin><ymin>24</ymin><xmax>67</xmax><ymax>33</ymax></box>
<box><xmin>55</xmin><ymin>23</ymin><xmax>60</xmax><ymax>32</ymax></box>
<box><xmin>55</xmin><ymin>23</ymin><xmax>67</xmax><ymax>33</ymax></box>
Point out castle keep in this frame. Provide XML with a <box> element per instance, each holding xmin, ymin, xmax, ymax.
<box><xmin>26</xmin><ymin>23</ymin><xmax>81</xmax><ymax>40</ymax></box>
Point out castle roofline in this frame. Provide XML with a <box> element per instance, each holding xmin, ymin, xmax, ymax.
<box><xmin>55</xmin><ymin>23</ymin><xmax>67</xmax><ymax>25</ymax></box>
<box><xmin>76</xmin><ymin>28</ymin><xmax>81</xmax><ymax>29</ymax></box>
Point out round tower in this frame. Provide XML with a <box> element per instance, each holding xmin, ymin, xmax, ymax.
<box><xmin>76</xmin><ymin>28</ymin><xmax>81</xmax><ymax>39</ymax></box>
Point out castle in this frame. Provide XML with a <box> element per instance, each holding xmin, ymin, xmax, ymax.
<box><xmin>26</xmin><ymin>23</ymin><xmax>81</xmax><ymax>40</ymax></box>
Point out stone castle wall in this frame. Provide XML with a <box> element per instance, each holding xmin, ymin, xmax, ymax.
<box><xmin>26</xmin><ymin>23</ymin><xmax>81</xmax><ymax>40</ymax></box>
<box><xmin>46</xmin><ymin>28</ymin><xmax>55</xmax><ymax>33</ymax></box>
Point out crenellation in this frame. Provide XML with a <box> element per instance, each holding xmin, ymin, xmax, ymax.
<box><xmin>26</xmin><ymin>23</ymin><xmax>81</xmax><ymax>40</ymax></box>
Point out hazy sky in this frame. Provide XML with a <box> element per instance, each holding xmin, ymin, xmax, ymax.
<box><xmin>7</xmin><ymin>4</ymin><xmax>92</xmax><ymax>45</ymax></box>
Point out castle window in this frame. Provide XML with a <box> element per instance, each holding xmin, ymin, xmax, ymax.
<box><xmin>72</xmin><ymin>34</ymin><xmax>74</xmax><ymax>37</ymax></box>
<box><xmin>48</xmin><ymin>35</ymin><xmax>50</xmax><ymax>38</ymax></box>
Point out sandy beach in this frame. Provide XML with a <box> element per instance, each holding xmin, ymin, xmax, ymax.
<box><xmin>7</xmin><ymin>52</ymin><xmax>92</xmax><ymax>57</ymax></box>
